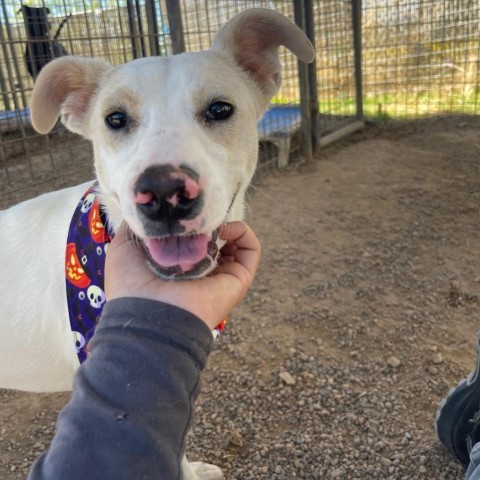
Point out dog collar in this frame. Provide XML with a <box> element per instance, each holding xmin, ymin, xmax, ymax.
<box><xmin>213</xmin><ymin>317</ymin><xmax>227</xmax><ymax>340</ymax></box>
<box><xmin>65</xmin><ymin>183</ymin><xmax>226</xmax><ymax>364</ymax></box>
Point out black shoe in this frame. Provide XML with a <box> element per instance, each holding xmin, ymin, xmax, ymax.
<box><xmin>436</xmin><ymin>334</ymin><xmax>480</xmax><ymax>465</ymax></box>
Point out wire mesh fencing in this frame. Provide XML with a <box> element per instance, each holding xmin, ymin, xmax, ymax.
<box><xmin>362</xmin><ymin>0</ymin><xmax>480</xmax><ymax>118</ymax></box>
<box><xmin>0</xmin><ymin>0</ymin><xmax>173</xmax><ymax>209</ymax></box>
<box><xmin>0</xmin><ymin>0</ymin><xmax>322</xmax><ymax>208</ymax></box>
<box><xmin>314</xmin><ymin>0</ymin><xmax>359</xmax><ymax>132</ymax></box>
<box><xmin>2</xmin><ymin>0</ymin><xmax>478</xmax><ymax>210</ymax></box>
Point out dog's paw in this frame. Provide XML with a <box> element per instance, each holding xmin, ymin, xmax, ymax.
<box><xmin>189</xmin><ymin>461</ymin><xmax>224</xmax><ymax>480</ymax></box>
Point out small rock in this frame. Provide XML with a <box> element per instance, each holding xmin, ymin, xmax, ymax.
<box><xmin>432</xmin><ymin>352</ymin><xmax>443</xmax><ymax>364</ymax></box>
<box><xmin>279</xmin><ymin>371</ymin><xmax>296</xmax><ymax>385</ymax></box>
<box><xmin>227</xmin><ymin>430</ymin><xmax>244</xmax><ymax>448</ymax></box>
<box><xmin>387</xmin><ymin>356</ymin><xmax>401</xmax><ymax>368</ymax></box>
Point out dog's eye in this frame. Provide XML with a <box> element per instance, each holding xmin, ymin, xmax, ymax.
<box><xmin>205</xmin><ymin>102</ymin><xmax>234</xmax><ymax>122</ymax></box>
<box><xmin>105</xmin><ymin>112</ymin><xmax>128</xmax><ymax>130</ymax></box>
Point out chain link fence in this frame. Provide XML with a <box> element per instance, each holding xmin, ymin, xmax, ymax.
<box><xmin>1</xmin><ymin>0</ymin><xmax>336</xmax><ymax>208</ymax></box>
<box><xmin>0</xmin><ymin>0</ymin><xmax>478</xmax><ymax>210</ymax></box>
<box><xmin>362</xmin><ymin>0</ymin><xmax>480</xmax><ymax>118</ymax></box>
<box><xmin>0</xmin><ymin>0</ymin><xmax>171</xmax><ymax>208</ymax></box>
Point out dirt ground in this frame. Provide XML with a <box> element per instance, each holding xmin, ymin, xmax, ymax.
<box><xmin>1</xmin><ymin>115</ymin><xmax>480</xmax><ymax>479</ymax></box>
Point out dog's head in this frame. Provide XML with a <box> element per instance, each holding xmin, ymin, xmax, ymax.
<box><xmin>19</xmin><ymin>5</ymin><xmax>52</xmax><ymax>38</ymax></box>
<box><xmin>30</xmin><ymin>8</ymin><xmax>314</xmax><ymax>279</ymax></box>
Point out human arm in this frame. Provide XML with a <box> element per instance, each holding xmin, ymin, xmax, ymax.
<box><xmin>28</xmin><ymin>221</ymin><xmax>260</xmax><ymax>480</ymax></box>
<box><xmin>28</xmin><ymin>298</ymin><xmax>212</xmax><ymax>480</ymax></box>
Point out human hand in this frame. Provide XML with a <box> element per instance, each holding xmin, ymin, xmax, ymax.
<box><xmin>105</xmin><ymin>222</ymin><xmax>261</xmax><ymax>330</ymax></box>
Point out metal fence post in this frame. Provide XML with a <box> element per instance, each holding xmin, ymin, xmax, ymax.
<box><xmin>351</xmin><ymin>0</ymin><xmax>363</xmax><ymax>120</ymax></box>
<box><xmin>165</xmin><ymin>0</ymin><xmax>185</xmax><ymax>55</ymax></box>
<box><xmin>145</xmin><ymin>0</ymin><xmax>160</xmax><ymax>56</ymax></box>
<box><xmin>293</xmin><ymin>0</ymin><xmax>313</xmax><ymax>160</ymax></box>
<box><xmin>126</xmin><ymin>0</ymin><xmax>139</xmax><ymax>59</ymax></box>
<box><xmin>135</xmin><ymin>0</ymin><xmax>147</xmax><ymax>57</ymax></box>
<box><xmin>304</xmin><ymin>0</ymin><xmax>319</xmax><ymax>152</ymax></box>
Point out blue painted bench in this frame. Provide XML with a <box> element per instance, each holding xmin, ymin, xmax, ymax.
<box><xmin>0</xmin><ymin>108</ymin><xmax>31</xmax><ymax>134</ymax></box>
<box><xmin>257</xmin><ymin>105</ymin><xmax>301</xmax><ymax>167</ymax></box>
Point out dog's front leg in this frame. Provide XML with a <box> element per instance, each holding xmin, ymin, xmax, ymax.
<box><xmin>181</xmin><ymin>455</ymin><xmax>223</xmax><ymax>480</ymax></box>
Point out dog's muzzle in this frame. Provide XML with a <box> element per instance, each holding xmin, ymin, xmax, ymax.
<box><xmin>134</xmin><ymin>165</ymin><xmax>220</xmax><ymax>279</ymax></box>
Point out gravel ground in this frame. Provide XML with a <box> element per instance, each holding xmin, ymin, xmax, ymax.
<box><xmin>2</xmin><ymin>115</ymin><xmax>480</xmax><ymax>479</ymax></box>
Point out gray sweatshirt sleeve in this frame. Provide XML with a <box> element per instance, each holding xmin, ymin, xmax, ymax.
<box><xmin>28</xmin><ymin>297</ymin><xmax>213</xmax><ymax>480</ymax></box>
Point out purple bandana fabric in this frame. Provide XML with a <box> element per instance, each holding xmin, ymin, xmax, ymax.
<box><xmin>65</xmin><ymin>183</ymin><xmax>112</xmax><ymax>364</ymax></box>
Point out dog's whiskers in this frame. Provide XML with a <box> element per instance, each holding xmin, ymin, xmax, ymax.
<box><xmin>249</xmin><ymin>184</ymin><xmax>276</xmax><ymax>203</ymax></box>
<box><xmin>244</xmin><ymin>201</ymin><xmax>253</xmax><ymax>224</ymax></box>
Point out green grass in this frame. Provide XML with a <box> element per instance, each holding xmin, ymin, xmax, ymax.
<box><xmin>2</xmin><ymin>87</ymin><xmax>478</xmax><ymax>123</ymax></box>
<box><xmin>361</xmin><ymin>92</ymin><xmax>479</xmax><ymax>120</ymax></box>
<box><xmin>271</xmin><ymin>91</ymin><xmax>479</xmax><ymax>122</ymax></box>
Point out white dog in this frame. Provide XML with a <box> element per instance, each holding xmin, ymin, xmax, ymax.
<box><xmin>0</xmin><ymin>8</ymin><xmax>313</xmax><ymax>479</ymax></box>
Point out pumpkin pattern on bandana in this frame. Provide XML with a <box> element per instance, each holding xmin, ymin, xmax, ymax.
<box><xmin>65</xmin><ymin>183</ymin><xmax>112</xmax><ymax>364</ymax></box>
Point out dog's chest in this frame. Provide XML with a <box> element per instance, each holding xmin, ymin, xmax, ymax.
<box><xmin>65</xmin><ymin>183</ymin><xmax>112</xmax><ymax>363</ymax></box>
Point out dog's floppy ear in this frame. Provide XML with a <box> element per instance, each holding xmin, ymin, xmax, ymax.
<box><xmin>30</xmin><ymin>56</ymin><xmax>111</xmax><ymax>136</ymax></box>
<box><xmin>211</xmin><ymin>8</ymin><xmax>314</xmax><ymax>103</ymax></box>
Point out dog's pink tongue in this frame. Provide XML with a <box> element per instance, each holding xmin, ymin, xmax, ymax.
<box><xmin>145</xmin><ymin>234</ymin><xmax>210</xmax><ymax>271</ymax></box>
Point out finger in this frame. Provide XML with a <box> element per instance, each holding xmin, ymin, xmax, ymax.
<box><xmin>110</xmin><ymin>221</ymin><xmax>129</xmax><ymax>244</ymax></box>
<box><xmin>218</xmin><ymin>255</ymin><xmax>235</xmax><ymax>264</ymax></box>
<box><xmin>220</xmin><ymin>243</ymin><xmax>238</xmax><ymax>257</ymax></box>
<box><xmin>214</xmin><ymin>261</ymin><xmax>251</xmax><ymax>299</ymax></box>
<box><xmin>220</xmin><ymin>222</ymin><xmax>260</xmax><ymax>255</ymax></box>
<box><xmin>106</xmin><ymin>222</ymin><xmax>147</xmax><ymax>276</ymax></box>
<box><xmin>220</xmin><ymin>225</ymin><xmax>260</xmax><ymax>280</ymax></box>
<box><xmin>218</xmin><ymin>221</ymin><xmax>254</xmax><ymax>243</ymax></box>
<box><xmin>220</xmin><ymin>247</ymin><xmax>259</xmax><ymax>283</ymax></box>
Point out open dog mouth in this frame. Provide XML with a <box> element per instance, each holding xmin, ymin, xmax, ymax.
<box><xmin>141</xmin><ymin>229</ymin><xmax>220</xmax><ymax>279</ymax></box>
<box><xmin>136</xmin><ymin>187</ymin><xmax>239</xmax><ymax>279</ymax></box>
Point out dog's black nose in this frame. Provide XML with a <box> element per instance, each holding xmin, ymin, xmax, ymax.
<box><xmin>134</xmin><ymin>165</ymin><xmax>203</xmax><ymax>225</ymax></box>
